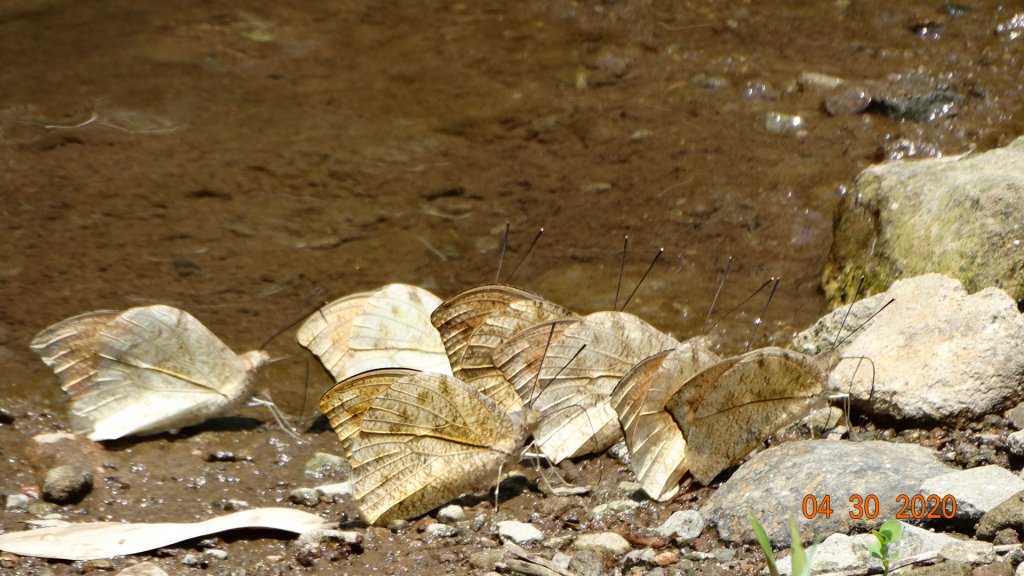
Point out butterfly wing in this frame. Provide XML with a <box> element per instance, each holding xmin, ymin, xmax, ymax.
<box><xmin>431</xmin><ymin>284</ymin><xmax>574</xmax><ymax>379</ymax></box>
<box><xmin>346</xmin><ymin>372</ymin><xmax>530</xmax><ymax>525</ymax></box>
<box><xmin>666</xmin><ymin>347</ymin><xmax>828</xmax><ymax>485</ymax></box>
<box><xmin>495</xmin><ymin>311</ymin><xmax>679</xmax><ymax>463</ymax></box>
<box><xmin>298</xmin><ymin>284</ymin><xmax>451</xmax><ymax>381</ymax></box>
<box><xmin>319</xmin><ymin>368</ymin><xmax>420</xmax><ymax>451</ymax></box>
<box><xmin>31</xmin><ymin>305</ymin><xmax>267</xmax><ymax>440</ymax></box>
<box><xmin>30</xmin><ymin>309</ymin><xmax>120</xmax><ymax>396</ymax></box>
<box><xmin>612</xmin><ymin>340</ymin><xmax>720</xmax><ymax>501</ymax></box>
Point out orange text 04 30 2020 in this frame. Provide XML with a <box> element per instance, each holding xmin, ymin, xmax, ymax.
<box><xmin>801</xmin><ymin>493</ymin><xmax>958</xmax><ymax>521</ymax></box>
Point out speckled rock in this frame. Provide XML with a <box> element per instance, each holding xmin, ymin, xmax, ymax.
<box><xmin>303</xmin><ymin>452</ymin><xmax>351</xmax><ymax>479</ymax></box>
<box><xmin>591</xmin><ymin>499</ymin><xmax>639</xmax><ymax>516</ymax></box>
<box><xmin>573</xmin><ymin>532</ymin><xmax>632</xmax><ymax>556</ymax></box>
<box><xmin>436</xmin><ymin>504</ymin><xmax>465</xmax><ymax>523</ymax></box>
<box><xmin>4</xmin><ymin>493</ymin><xmax>29</xmax><ymax>512</ymax></box>
<box><xmin>920</xmin><ymin>465</ymin><xmax>1024</xmax><ymax>522</ymax></box>
<box><xmin>497</xmin><ymin>520</ymin><xmax>543</xmax><ymax>545</ymax></box>
<box><xmin>1006</xmin><ymin>403</ymin><xmax>1024</xmax><ymax>430</ymax></box>
<box><xmin>287</xmin><ymin>487</ymin><xmax>320</xmax><ymax>507</ymax></box>
<box><xmin>569</xmin><ymin>549</ymin><xmax>610</xmax><ymax>576</ymax></box>
<box><xmin>825</xmin><ymin>136</ymin><xmax>1024</xmax><ymax>305</ymax></box>
<box><xmin>702</xmin><ymin>440</ymin><xmax>953</xmax><ymax>546</ymax></box>
<box><xmin>778</xmin><ymin>524</ymin><xmax>994</xmax><ymax>575</ymax></box>
<box><xmin>422</xmin><ymin>523</ymin><xmax>458</xmax><ymax>539</ymax></box>
<box><xmin>654</xmin><ymin>510</ymin><xmax>704</xmax><ymax>540</ymax></box>
<box><xmin>42</xmin><ymin>464</ymin><xmax>93</xmax><ymax>504</ymax></box>
<box><xmin>1008</xmin><ymin>431</ymin><xmax>1024</xmax><ymax>457</ymax></box>
<box><xmin>797</xmin><ymin>275</ymin><xmax>1024</xmax><ymax>422</ymax></box>
<box><xmin>978</xmin><ymin>490</ymin><xmax>1024</xmax><ymax>540</ymax></box>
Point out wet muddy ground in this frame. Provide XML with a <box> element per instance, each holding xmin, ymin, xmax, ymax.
<box><xmin>1</xmin><ymin>1</ymin><xmax>1022</xmax><ymax>574</ymax></box>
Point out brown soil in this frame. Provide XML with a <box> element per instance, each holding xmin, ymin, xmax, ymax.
<box><xmin>1</xmin><ymin>1</ymin><xmax>1021</xmax><ymax>574</ymax></box>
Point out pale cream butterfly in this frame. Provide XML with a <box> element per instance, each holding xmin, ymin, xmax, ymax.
<box><xmin>30</xmin><ymin>305</ymin><xmax>270</xmax><ymax>441</ymax></box>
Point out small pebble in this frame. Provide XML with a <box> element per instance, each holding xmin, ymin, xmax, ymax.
<box><xmin>115</xmin><ymin>561</ymin><xmax>170</xmax><ymax>576</ymax></box>
<box><xmin>652</xmin><ymin>551</ymin><xmax>678</xmax><ymax>567</ymax></box>
<box><xmin>82</xmin><ymin>559</ymin><xmax>114</xmax><ymax>572</ymax></box>
<box><xmin>765</xmin><ymin>112</ymin><xmax>805</xmax><ymax>134</ymax></box>
<box><xmin>296</xmin><ymin>529</ymin><xmax>363</xmax><ymax>550</ymax></box>
<box><xmin>423</xmin><ymin>523</ymin><xmax>458</xmax><ymax>539</ymax></box>
<box><xmin>203</xmin><ymin>549</ymin><xmax>228</xmax><ymax>561</ymax></box>
<box><xmin>825</xmin><ymin>86</ymin><xmax>872</xmax><ymax>115</ymax></box>
<box><xmin>181</xmin><ymin>553</ymin><xmax>203</xmax><ymax>566</ymax></box>
<box><xmin>287</xmin><ymin>487</ymin><xmax>320</xmax><ymax>508</ymax></box>
<box><xmin>314</xmin><ymin>482</ymin><xmax>352</xmax><ymax>502</ymax></box>
<box><xmin>573</xmin><ymin>532</ymin><xmax>632</xmax><ymax>556</ymax></box>
<box><xmin>43</xmin><ymin>464</ymin><xmax>93</xmax><ymax>504</ymax></box>
<box><xmin>617</xmin><ymin>481</ymin><xmax>642</xmax><ymax>493</ymax></box>
<box><xmin>497</xmin><ymin>520</ymin><xmax>544</xmax><ymax>544</ymax></box>
<box><xmin>798</xmin><ymin>71</ymin><xmax>845</xmax><ymax>90</ymax></box>
<box><xmin>591</xmin><ymin>499</ymin><xmax>639</xmax><ymax>516</ymax></box>
<box><xmin>1006</xmin><ymin>403</ymin><xmax>1024</xmax><ymax>430</ymax></box>
<box><xmin>569</xmin><ymin>549</ymin><xmax>608</xmax><ymax>576</ymax></box>
<box><xmin>437</xmin><ymin>504</ymin><xmax>466</xmax><ymax>523</ymax></box>
<box><xmin>303</xmin><ymin>452</ymin><xmax>350</xmax><ymax>478</ymax></box>
<box><xmin>387</xmin><ymin>518</ymin><xmax>409</xmax><ymax>531</ymax></box>
<box><xmin>468</xmin><ymin>549</ymin><xmax>503</xmax><ymax>570</ymax></box>
<box><xmin>655</xmin><ymin>510</ymin><xmax>705</xmax><ymax>540</ymax></box>
<box><xmin>624</xmin><ymin>548</ymin><xmax>656</xmax><ymax>569</ymax></box>
<box><xmin>5</xmin><ymin>493</ymin><xmax>30</xmax><ymax>512</ymax></box>
<box><xmin>205</xmin><ymin>451</ymin><xmax>247</xmax><ymax>462</ymax></box>
<box><xmin>214</xmin><ymin>498</ymin><xmax>250</xmax><ymax>511</ymax></box>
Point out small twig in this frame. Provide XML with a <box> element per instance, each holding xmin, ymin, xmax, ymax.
<box><xmin>503</xmin><ymin>541</ymin><xmax>576</xmax><ymax>576</ymax></box>
<box><xmin>814</xmin><ymin>550</ymin><xmax>940</xmax><ymax>576</ymax></box>
<box><xmin>416</xmin><ymin>235</ymin><xmax>450</xmax><ymax>261</ymax></box>
<box><xmin>497</xmin><ymin>559</ymin><xmax>563</xmax><ymax>576</ymax></box>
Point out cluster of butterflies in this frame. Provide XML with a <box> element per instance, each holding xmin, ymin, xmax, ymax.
<box><xmin>30</xmin><ymin>280</ymin><xmax>837</xmax><ymax>526</ymax></box>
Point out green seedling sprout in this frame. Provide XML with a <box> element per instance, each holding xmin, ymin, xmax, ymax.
<box><xmin>748</xmin><ymin>513</ymin><xmax>816</xmax><ymax>576</ymax></box>
<box><xmin>867</xmin><ymin>519</ymin><xmax>902</xmax><ymax>575</ymax></box>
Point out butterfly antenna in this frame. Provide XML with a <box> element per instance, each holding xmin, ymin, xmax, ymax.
<box><xmin>704</xmin><ymin>256</ymin><xmax>733</xmax><ymax>332</ymax></box>
<box><xmin>743</xmin><ymin>277</ymin><xmax>780</xmax><ymax>353</ymax></box>
<box><xmin>614</xmin><ymin>235</ymin><xmax>629</xmax><ymax>310</ymax></box>
<box><xmin>620</xmin><ymin>247</ymin><xmax>663</xmax><ymax>312</ymax></box>
<box><xmin>526</xmin><ymin>323</ymin><xmax>559</xmax><ymax>406</ymax></box>
<box><xmin>494</xmin><ymin>221</ymin><xmax>511</xmax><ymax>284</ymax></box>
<box><xmin>504</xmin><ymin>227</ymin><xmax>544</xmax><ymax>284</ymax></box>
<box><xmin>258</xmin><ymin>288</ymin><xmax>324</xmax><ymax>350</ymax></box>
<box><xmin>707</xmin><ymin>277</ymin><xmax>775</xmax><ymax>331</ymax></box>
<box><xmin>830</xmin><ymin>276</ymin><xmax>867</xmax><ymax>350</ymax></box>
<box><xmin>834</xmin><ymin>298</ymin><xmax>895</xmax><ymax>349</ymax></box>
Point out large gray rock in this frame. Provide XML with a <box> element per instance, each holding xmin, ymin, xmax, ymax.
<box><xmin>702</xmin><ymin>439</ymin><xmax>953</xmax><ymax>546</ymax></box>
<box><xmin>798</xmin><ymin>274</ymin><xmax>1024</xmax><ymax>422</ymax></box>
<box><xmin>825</xmin><ymin>135</ymin><xmax>1024</xmax><ymax>305</ymax></box>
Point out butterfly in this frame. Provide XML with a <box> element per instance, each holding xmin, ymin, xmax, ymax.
<box><xmin>30</xmin><ymin>305</ymin><xmax>270</xmax><ymax>441</ymax></box>
<box><xmin>493</xmin><ymin>311</ymin><xmax>679</xmax><ymax>463</ymax></box>
<box><xmin>430</xmin><ymin>284</ymin><xmax>574</xmax><ymax>413</ymax></box>
<box><xmin>614</xmin><ymin>344</ymin><xmax>834</xmax><ymax>491</ymax></box>
<box><xmin>297</xmin><ymin>283</ymin><xmax>452</xmax><ymax>381</ymax></box>
<box><xmin>319</xmin><ymin>368</ymin><xmax>537</xmax><ymax>525</ymax></box>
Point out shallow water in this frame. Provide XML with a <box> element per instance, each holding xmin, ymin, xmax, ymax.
<box><xmin>1</xmin><ymin>1</ymin><xmax>1022</xmax><ymax>573</ymax></box>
